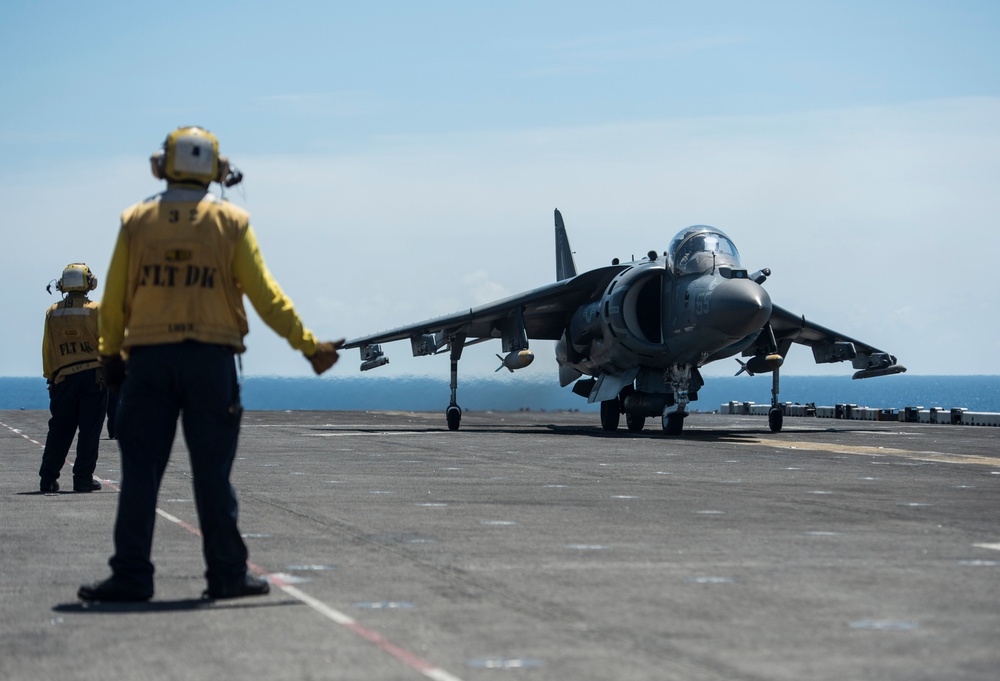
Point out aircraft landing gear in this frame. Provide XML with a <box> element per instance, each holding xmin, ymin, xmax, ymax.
<box><xmin>769</xmin><ymin>365</ymin><xmax>783</xmax><ymax>433</ymax></box>
<box><xmin>768</xmin><ymin>407</ymin><xmax>783</xmax><ymax>433</ymax></box>
<box><xmin>603</xmin><ymin>384</ymin><xmax>647</xmax><ymax>433</ymax></box>
<box><xmin>445</xmin><ymin>334</ymin><xmax>466</xmax><ymax>431</ymax></box>
<box><xmin>626</xmin><ymin>412</ymin><xmax>645</xmax><ymax>432</ymax></box>
<box><xmin>662</xmin><ymin>410</ymin><xmax>686</xmax><ymax>435</ymax></box>
<box><xmin>661</xmin><ymin>364</ymin><xmax>693</xmax><ymax>435</ymax></box>
<box><xmin>447</xmin><ymin>405</ymin><xmax>462</xmax><ymax>431</ymax></box>
<box><xmin>600</xmin><ymin>397</ymin><xmax>621</xmax><ymax>431</ymax></box>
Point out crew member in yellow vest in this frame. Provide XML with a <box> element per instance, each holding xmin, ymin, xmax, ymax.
<box><xmin>39</xmin><ymin>264</ymin><xmax>107</xmax><ymax>493</ymax></box>
<box><xmin>79</xmin><ymin>127</ymin><xmax>342</xmax><ymax>603</ymax></box>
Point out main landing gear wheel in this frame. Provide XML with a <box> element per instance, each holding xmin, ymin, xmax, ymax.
<box><xmin>662</xmin><ymin>411</ymin><xmax>686</xmax><ymax>435</ymax></box>
<box><xmin>626</xmin><ymin>412</ymin><xmax>646</xmax><ymax>432</ymax></box>
<box><xmin>446</xmin><ymin>405</ymin><xmax>462</xmax><ymax>431</ymax></box>
<box><xmin>600</xmin><ymin>398</ymin><xmax>621</xmax><ymax>432</ymax></box>
<box><xmin>768</xmin><ymin>407</ymin><xmax>783</xmax><ymax>433</ymax></box>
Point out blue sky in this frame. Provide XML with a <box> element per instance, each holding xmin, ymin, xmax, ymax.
<box><xmin>2</xmin><ymin>1</ymin><xmax>998</xmax><ymax>381</ymax></box>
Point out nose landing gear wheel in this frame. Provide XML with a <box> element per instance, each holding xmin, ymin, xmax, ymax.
<box><xmin>662</xmin><ymin>411</ymin><xmax>686</xmax><ymax>435</ymax></box>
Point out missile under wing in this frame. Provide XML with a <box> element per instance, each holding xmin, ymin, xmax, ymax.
<box><xmin>344</xmin><ymin>210</ymin><xmax>905</xmax><ymax>433</ymax></box>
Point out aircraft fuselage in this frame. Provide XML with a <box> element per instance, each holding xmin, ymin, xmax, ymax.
<box><xmin>558</xmin><ymin>226</ymin><xmax>773</xmax><ymax>417</ymax></box>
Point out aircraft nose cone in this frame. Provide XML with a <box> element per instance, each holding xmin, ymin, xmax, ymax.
<box><xmin>708</xmin><ymin>279</ymin><xmax>772</xmax><ymax>338</ymax></box>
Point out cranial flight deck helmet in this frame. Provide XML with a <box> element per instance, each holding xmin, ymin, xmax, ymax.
<box><xmin>149</xmin><ymin>126</ymin><xmax>241</xmax><ymax>186</ymax></box>
<box><xmin>52</xmin><ymin>263</ymin><xmax>97</xmax><ymax>294</ymax></box>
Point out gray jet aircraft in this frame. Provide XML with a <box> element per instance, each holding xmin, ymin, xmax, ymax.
<box><xmin>344</xmin><ymin>210</ymin><xmax>905</xmax><ymax>434</ymax></box>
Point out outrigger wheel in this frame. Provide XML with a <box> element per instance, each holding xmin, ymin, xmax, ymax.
<box><xmin>768</xmin><ymin>407</ymin><xmax>783</xmax><ymax>433</ymax></box>
<box><xmin>446</xmin><ymin>405</ymin><xmax>462</xmax><ymax>431</ymax></box>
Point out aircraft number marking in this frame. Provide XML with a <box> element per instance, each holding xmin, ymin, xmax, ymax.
<box><xmin>695</xmin><ymin>292</ymin><xmax>710</xmax><ymax>315</ymax></box>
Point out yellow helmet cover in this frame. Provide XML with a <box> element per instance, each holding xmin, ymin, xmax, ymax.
<box><xmin>162</xmin><ymin>126</ymin><xmax>220</xmax><ymax>184</ymax></box>
<box><xmin>59</xmin><ymin>263</ymin><xmax>97</xmax><ymax>293</ymax></box>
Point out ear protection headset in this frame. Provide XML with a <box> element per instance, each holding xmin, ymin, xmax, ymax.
<box><xmin>149</xmin><ymin>126</ymin><xmax>242</xmax><ymax>186</ymax></box>
<box><xmin>51</xmin><ymin>263</ymin><xmax>98</xmax><ymax>294</ymax></box>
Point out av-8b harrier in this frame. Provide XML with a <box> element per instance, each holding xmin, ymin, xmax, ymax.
<box><xmin>345</xmin><ymin>210</ymin><xmax>905</xmax><ymax>434</ymax></box>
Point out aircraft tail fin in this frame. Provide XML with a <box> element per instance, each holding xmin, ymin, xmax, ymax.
<box><xmin>555</xmin><ymin>208</ymin><xmax>577</xmax><ymax>281</ymax></box>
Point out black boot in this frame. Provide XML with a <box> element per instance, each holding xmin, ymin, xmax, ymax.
<box><xmin>73</xmin><ymin>479</ymin><xmax>102</xmax><ymax>492</ymax></box>
<box><xmin>204</xmin><ymin>574</ymin><xmax>270</xmax><ymax>600</ymax></box>
<box><xmin>78</xmin><ymin>577</ymin><xmax>152</xmax><ymax>602</ymax></box>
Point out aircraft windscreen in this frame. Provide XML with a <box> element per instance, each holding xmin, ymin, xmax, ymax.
<box><xmin>669</xmin><ymin>227</ymin><xmax>741</xmax><ymax>276</ymax></box>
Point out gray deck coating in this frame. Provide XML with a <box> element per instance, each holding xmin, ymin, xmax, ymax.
<box><xmin>2</xmin><ymin>409</ymin><xmax>998</xmax><ymax>681</ymax></box>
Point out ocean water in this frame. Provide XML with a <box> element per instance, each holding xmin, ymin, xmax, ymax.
<box><xmin>2</xmin><ymin>374</ymin><xmax>999</xmax><ymax>413</ymax></box>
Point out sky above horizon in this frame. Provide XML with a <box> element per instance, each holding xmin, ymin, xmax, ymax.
<box><xmin>2</xmin><ymin>2</ymin><xmax>998</xmax><ymax>386</ymax></box>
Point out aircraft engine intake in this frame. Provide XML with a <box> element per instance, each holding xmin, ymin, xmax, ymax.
<box><xmin>567</xmin><ymin>267</ymin><xmax>668</xmax><ymax>367</ymax></box>
<box><xmin>609</xmin><ymin>269</ymin><xmax>664</xmax><ymax>345</ymax></box>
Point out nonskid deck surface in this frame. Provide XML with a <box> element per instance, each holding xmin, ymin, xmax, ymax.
<box><xmin>2</xmin><ymin>410</ymin><xmax>998</xmax><ymax>681</ymax></box>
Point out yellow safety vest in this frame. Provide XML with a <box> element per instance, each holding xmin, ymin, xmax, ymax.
<box><xmin>119</xmin><ymin>189</ymin><xmax>250</xmax><ymax>351</ymax></box>
<box><xmin>43</xmin><ymin>294</ymin><xmax>101</xmax><ymax>383</ymax></box>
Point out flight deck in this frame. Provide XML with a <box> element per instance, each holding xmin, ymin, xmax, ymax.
<box><xmin>2</xmin><ymin>409</ymin><xmax>997</xmax><ymax>681</ymax></box>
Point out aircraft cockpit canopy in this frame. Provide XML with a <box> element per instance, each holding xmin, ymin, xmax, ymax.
<box><xmin>668</xmin><ymin>225</ymin><xmax>742</xmax><ymax>276</ymax></box>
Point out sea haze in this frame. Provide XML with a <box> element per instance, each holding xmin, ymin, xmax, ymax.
<box><xmin>1</xmin><ymin>375</ymin><xmax>998</xmax><ymax>413</ymax></box>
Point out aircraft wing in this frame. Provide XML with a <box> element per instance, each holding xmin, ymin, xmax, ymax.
<box><xmin>343</xmin><ymin>264</ymin><xmax>629</xmax><ymax>361</ymax></box>
<box><xmin>761</xmin><ymin>303</ymin><xmax>906</xmax><ymax>379</ymax></box>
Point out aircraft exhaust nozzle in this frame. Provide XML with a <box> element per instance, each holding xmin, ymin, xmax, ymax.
<box><xmin>496</xmin><ymin>350</ymin><xmax>535</xmax><ymax>373</ymax></box>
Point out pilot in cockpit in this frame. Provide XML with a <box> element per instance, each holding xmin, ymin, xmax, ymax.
<box><xmin>670</xmin><ymin>229</ymin><xmax>741</xmax><ymax>276</ymax></box>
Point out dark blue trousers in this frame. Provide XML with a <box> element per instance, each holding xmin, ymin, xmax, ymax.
<box><xmin>109</xmin><ymin>342</ymin><xmax>248</xmax><ymax>594</ymax></box>
<box><xmin>106</xmin><ymin>388</ymin><xmax>119</xmax><ymax>438</ymax></box>
<box><xmin>39</xmin><ymin>369</ymin><xmax>107</xmax><ymax>487</ymax></box>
